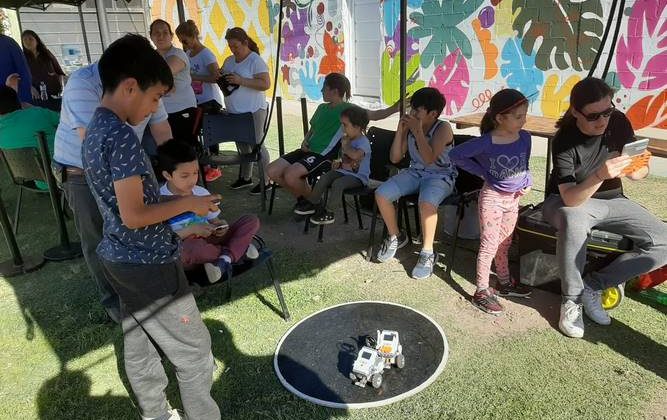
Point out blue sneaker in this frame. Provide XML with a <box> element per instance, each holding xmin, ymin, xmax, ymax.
<box><xmin>411</xmin><ymin>251</ymin><xmax>437</xmax><ymax>279</ymax></box>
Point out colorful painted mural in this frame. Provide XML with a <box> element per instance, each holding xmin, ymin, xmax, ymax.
<box><xmin>380</xmin><ymin>0</ymin><xmax>667</xmax><ymax>129</ymax></box>
<box><xmin>148</xmin><ymin>0</ymin><xmax>667</xmax><ymax>129</ymax></box>
<box><xmin>149</xmin><ymin>0</ymin><xmax>344</xmax><ymax>101</ymax></box>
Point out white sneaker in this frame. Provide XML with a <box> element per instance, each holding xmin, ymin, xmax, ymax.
<box><xmin>245</xmin><ymin>243</ymin><xmax>259</xmax><ymax>259</ymax></box>
<box><xmin>204</xmin><ymin>262</ymin><xmax>222</xmax><ymax>284</ymax></box>
<box><xmin>142</xmin><ymin>409</ymin><xmax>182</xmax><ymax>420</ymax></box>
<box><xmin>559</xmin><ymin>300</ymin><xmax>584</xmax><ymax>338</ymax></box>
<box><xmin>582</xmin><ymin>287</ymin><xmax>611</xmax><ymax>325</ymax></box>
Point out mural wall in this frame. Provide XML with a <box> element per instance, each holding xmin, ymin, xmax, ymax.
<box><xmin>149</xmin><ymin>0</ymin><xmax>345</xmax><ymax>101</ymax></box>
<box><xmin>381</xmin><ymin>0</ymin><xmax>667</xmax><ymax>129</ymax></box>
<box><xmin>149</xmin><ymin>0</ymin><xmax>666</xmax><ymax>129</ymax></box>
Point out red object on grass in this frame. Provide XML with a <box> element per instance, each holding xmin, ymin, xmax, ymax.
<box><xmin>630</xmin><ymin>265</ymin><xmax>667</xmax><ymax>291</ymax></box>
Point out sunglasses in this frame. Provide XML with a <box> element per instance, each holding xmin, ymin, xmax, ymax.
<box><xmin>577</xmin><ymin>102</ymin><xmax>616</xmax><ymax>122</ymax></box>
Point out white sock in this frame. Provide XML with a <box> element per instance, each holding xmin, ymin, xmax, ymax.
<box><xmin>220</xmin><ymin>255</ymin><xmax>232</xmax><ymax>264</ymax></box>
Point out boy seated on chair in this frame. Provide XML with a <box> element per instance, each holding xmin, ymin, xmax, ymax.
<box><xmin>374</xmin><ymin>87</ymin><xmax>457</xmax><ymax>280</ymax></box>
<box><xmin>158</xmin><ymin>139</ymin><xmax>260</xmax><ymax>283</ymax></box>
<box><xmin>0</xmin><ymin>85</ymin><xmax>58</xmax><ymax>190</ymax></box>
<box><xmin>294</xmin><ymin>104</ymin><xmax>372</xmax><ymax>225</ymax></box>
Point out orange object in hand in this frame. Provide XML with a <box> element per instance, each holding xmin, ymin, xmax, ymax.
<box><xmin>621</xmin><ymin>150</ymin><xmax>651</xmax><ymax>175</ymax></box>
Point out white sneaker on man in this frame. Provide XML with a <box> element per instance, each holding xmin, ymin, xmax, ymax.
<box><xmin>559</xmin><ymin>300</ymin><xmax>584</xmax><ymax>338</ymax></box>
<box><xmin>582</xmin><ymin>287</ymin><xmax>611</xmax><ymax>325</ymax></box>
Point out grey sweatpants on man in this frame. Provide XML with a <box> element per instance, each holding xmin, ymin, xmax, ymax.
<box><xmin>542</xmin><ymin>194</ymin><xmax>667</xmax><ymax>302</ymax></box>
<box><xmin>238</xmin><ymin>108</ymin><xmax>270</xmax><ymax>181</ymax></box>
<box><xmin>102</xmin><ymin>260</ymin><xmax>220</xmax><ymax>420</ymax></box>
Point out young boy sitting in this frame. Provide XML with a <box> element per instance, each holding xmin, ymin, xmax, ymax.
<box><xmin>158</xmin><ymin>139</ymin><xmax>260</xmax><ymax>282</ymax></box>
<box><xmin>294</xmin><ymin>105</ymin><xmax>372</xmax><ymax>225</ymax></box>
<box><xmin>81</xmin><ymin>34</ymin><xmax>221</xmax><ymax>420</ymax></box>
<box><xmin>374</xmin><ymin>87</ymin><xmax>457</xmax><ymax>279</ymax></box>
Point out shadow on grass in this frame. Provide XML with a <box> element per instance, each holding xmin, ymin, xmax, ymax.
<box><xmin>3</xmin><ymin>177</ymin><xmax>360</xmax><ymax>418</ymax></box>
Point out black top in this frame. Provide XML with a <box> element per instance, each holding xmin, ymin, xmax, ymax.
<box><xmin>26</xmin><ymin>51</ymin><xmax>65</xmax><ymax>96</ymax></box>
<box><xmin>547</xmin><ymin>110</ymin><xmax>635</xmax><ymax>199</ymax></box>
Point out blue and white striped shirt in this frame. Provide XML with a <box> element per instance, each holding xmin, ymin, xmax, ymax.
<box><xmin>54</xmin><ymin>63</ymin><xmax>168</xmax><ymax>168</ymax></box>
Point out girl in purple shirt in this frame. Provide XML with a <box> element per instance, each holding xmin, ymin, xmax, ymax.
<box><xmin>449</xmin><ymin>89</ymin><xmax>533</xmax><ymax>315</ymax></box>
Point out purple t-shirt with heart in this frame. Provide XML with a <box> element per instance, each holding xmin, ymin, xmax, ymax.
<box><xmin>449</xmin><ymin>129</ymin><xmax>532</xmax><ymax>193</ymax></box>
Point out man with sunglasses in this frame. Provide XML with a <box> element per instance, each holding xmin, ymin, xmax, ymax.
<box><xmin>542</xmin><ymin>77</ymin><xmax>667</xmax><ymax>338</ymax></box>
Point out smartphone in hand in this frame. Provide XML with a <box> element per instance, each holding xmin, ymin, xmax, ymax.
<box><xmin>621</xmin><ymin>138</ymin><xmax>650</xmax><ymax>156</ymax></box>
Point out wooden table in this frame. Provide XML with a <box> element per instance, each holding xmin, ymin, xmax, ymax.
<box><xmin>449</xmin><ymin>113</ymin><xmax>558</xmax><ymax>198</ymax></box>
<box><xmin>636</xmin><ymin>127</ymin><xmax>667</xmax><ymax>159</ymax></box>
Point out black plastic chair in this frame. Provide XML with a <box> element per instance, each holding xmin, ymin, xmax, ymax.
<box><xmin>185</xmin><ymin>235</ymin><xmax>291</xmax><ymax>321</ymax></box>
<box><xmin>200</xmin><ymin>112</ymin><xmax>270</xmax><ymax>211</ymax></box>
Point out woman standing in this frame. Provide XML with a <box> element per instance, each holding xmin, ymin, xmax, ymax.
<box><xmin>149</xmin><ymin>19</ymin><xmax>198</xmax><ymax>148</ymax></box>
<box><xmin>175</xmin><ymin>20</ymin><xmax>223</xmax><ymax>114</ymax></box>
<box><xmin>221</xmin><ymin>27</ymin><xmax>271</xmax><ymax>194</ymax></box>
<box><xmin>21</xmin><ymin>30</ymin><xmax>65</xmax><ymax>110</ymax></box>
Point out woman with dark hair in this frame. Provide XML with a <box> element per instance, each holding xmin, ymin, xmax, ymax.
<box><xmin>21</xmin><ymin>30</ymin><xmax>65</xmax><ymax>109</ymax></box>
<box><xmin>175</xmin><ymin>20</ymin><xmax>223</xmax><ymax>113</ymax></box>
<box><xmin>220</xmin><ymin>27</ymin><xmax>272</xmax><ymax>194</ymax></box>
<box><xmin>542</xmin><ymin>77</ymin><xmax>667</xmax><ymax>338</ymax></box>
<box><xmin>149</xmin><ymin>19</ymin><xmax>198</xmax><ymax>148</ymax></box>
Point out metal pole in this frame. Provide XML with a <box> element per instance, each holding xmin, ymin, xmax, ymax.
<box><xmin>399</xmin><ymin>0</ymin><xmax>407</xmax><ymax>115</ymax></box>
<box><xmin>78</xmin><ymin>4</ymin><xmax>92</xmax><ymax>63</ymax></box>
<box><xmin>277</xmin><ymin>97</ymin><xmax>285</xmax><ymax>156</ymax></box>
<box><xmin>300</xmin><ymin>97</ymin><xmax>308</xmax><ymax>136</ymax></box>
<box><xmin>14</xmin><ymin>8</ymin><xmax>23</xmax><ymax>34</ymax></box>
<box><xmin>176</xmin><ymin>0</ymin><xmax>186</xmax><ymax>23</ymax></box>
<box><xmin>94</xmin><ymin>0</ymin><xmax>111</xmax><ymax>50</ymax></box>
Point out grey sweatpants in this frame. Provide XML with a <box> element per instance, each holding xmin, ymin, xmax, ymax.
<box><xmin>102</xmin><ymin>260</ymin><xmax>220</xmax><ymax>420</ymax></box>
<box><xmin>308</xmin><ymin>170</ymin><xmax>364</xmax><ymax>207</ymax></box>
<box><xmin>542</xmin><ymin>194</ymin><xmax>667</xmax><ymax>302</ymax></box>
<box><xmin>238</xmin><ymin>107</ymin><xmax>270</xmax><ymax>182</ymax></box>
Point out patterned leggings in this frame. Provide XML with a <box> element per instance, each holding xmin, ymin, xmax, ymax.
<box><xmin>476</xmin><ymin>184</ymin><xmax>522</xmax><ymax>289</ymax></box>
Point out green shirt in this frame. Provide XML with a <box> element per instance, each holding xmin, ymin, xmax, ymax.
<box><xmin>0</xmin><ymin>106</ymin><xmax>59</xmax><ymax>189</ymax></box>
<box><xmin>307</xmin><ymin>102</ymin><xmax>353</xmax><ymax>154</ymax></box>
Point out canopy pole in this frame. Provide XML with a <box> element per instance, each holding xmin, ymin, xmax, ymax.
<box><xmin>77</xmin><ymin>4</ymin><xmax>92</xmax><ymax>63</ymax></box>
<box><xmin>399</xmin><ymin>0</ymin><xmax>407</xmax><ymax>115</ymax></box>
<box><xmin>14</xmin><ymin>7</ymin><xmax>23</xmax><ymax>34</ymax></box>
<box><xmin>94</xmin><ymin>0</ymin><xmax>111</xmax><ymax>50</ymax></box>
<box><xmin>176</xmin><ymin>0</ymin><xmax>185</xmax><ymax>23</ymax></box>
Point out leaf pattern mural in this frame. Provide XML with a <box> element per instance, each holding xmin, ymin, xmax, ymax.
<box><xmin>615</xmin><ymin>1</ymin><xmax>667</xmax><ymax>91</ymax></box>
<box><xmin>500</xmin><ymin>37</ymin><xmax>543</xmax><ymax>101</ymax></box>
<box><xmin>429</xmin><ymin>49</ymin><xmax>470</xmax><ymax>115</ymax></box>
<box><xmin>408</xmin><ymin>0</ymin><xmax>484</xmax><ymax>67</ymax></box>
<box><xmin>625</xmin><ymin>89</ymin><xmax>667</xmax><ymax>130</ymax></box>
<box><xmin>382</xmin><ymin>50</ymin><xmax>425</xmax><ymax>104</ymax></box>
<box><xmin>512</xmin><ymin>0</ymin><xmax>604</xmax><ymax>71</ymax></box>
<box><xmin>541</xmin><ymin>74</ymin><xmax>580</xmax><ymax>118</ymax></box>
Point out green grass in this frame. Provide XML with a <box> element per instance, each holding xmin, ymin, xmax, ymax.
<box><xmin>0</xmin><ymin>113</ymin><xmax>665</xmax><ymax>419</ymax></box>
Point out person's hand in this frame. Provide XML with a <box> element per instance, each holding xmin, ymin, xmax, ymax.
<box><xmin>5</xmin><ymin>73</ymin><xmax>20</xmax><ymax>92</ymax></box>
<box><xmin>400</xmin><ymin>114</ymin><xmax>422</xmax><ymax>135</ymax></box>
<box><xmin>225</xmin><ymin>73</ymin><xmax>243</xmax><ymax>86</ymax></box>
<box><xmin>188</xmin><ymin>194</ymin><xmax>221</xmax><ymax>216</ymax></box>
<box><xmin>301</xmin><ymin>140</ymin><xmax>310</xmax><ymax>152</ymax></box>
<box><xmin>209</xmin><ymin>219</ymin><xmax>229</xmax><ymax>237</ymax></box>
<box><xmin>331</xmin><ymin>159</ymin><xmax>342</xmax><ymax>170</ymax></box>
<box><xmin>190</xmin><ymin>223</ymin><xmax>215</xmax><ymax>238</ymax></box>
<box><xmin>31</xmin><ymin>86</ymin><xmax>40</xmax><ymax>100</ymax></box>
<box><xmin>621</xmin><ymin>150</ymin><xmax>651</xmax><ymax>178</ymax></box>
<box><xmin>595</xmin><ymin>154</ymin><xmax>634</xmax><ymax>181</ymax></box>
<box><xmin>518</xmin><ymin>185</ymin><xmax>532</xmax><ymax>196</ymax></box>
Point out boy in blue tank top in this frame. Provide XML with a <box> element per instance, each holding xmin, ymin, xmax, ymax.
<box><xmin>374</xmin><ymin>87</ymin><xmax>457</xmax><ymax>279</ymax></box>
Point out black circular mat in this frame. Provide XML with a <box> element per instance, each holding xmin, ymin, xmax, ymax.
<box><xmin>273</xmin><ymin>301</ymin><xmax>448</xmax><ymax>408</ymax></box>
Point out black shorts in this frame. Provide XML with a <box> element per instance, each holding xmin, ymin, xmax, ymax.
<box><xmin>281</xmin><ymin>149</ymin><xmax>338</xmax><ymax>175</ymax></box>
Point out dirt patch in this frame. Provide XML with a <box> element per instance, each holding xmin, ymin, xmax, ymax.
<box><xmin>644</xmin><ymin>387</ymin><xmax>667</xmax><ymax>420</ymax></box>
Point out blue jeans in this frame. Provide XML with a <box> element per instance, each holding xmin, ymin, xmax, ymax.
<box><xmin>376</xmin><ymin>168</ymin><xmax>454</xmax><ymax>207</ymax></box>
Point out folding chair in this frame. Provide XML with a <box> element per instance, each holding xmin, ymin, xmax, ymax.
<box><xmin>184</xmin><ymin>235</ymin><xmax>291</xmax><ymax>321</ymax></box>
<box><xmin>200</xmin><ymin>111</ymin><xmax>270</xmax><ymax>211</ymax></box>
<box><xmin>0</xmin><ymin>132</ymin><xmax>82</xmax><ymax>261</ymax></box>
